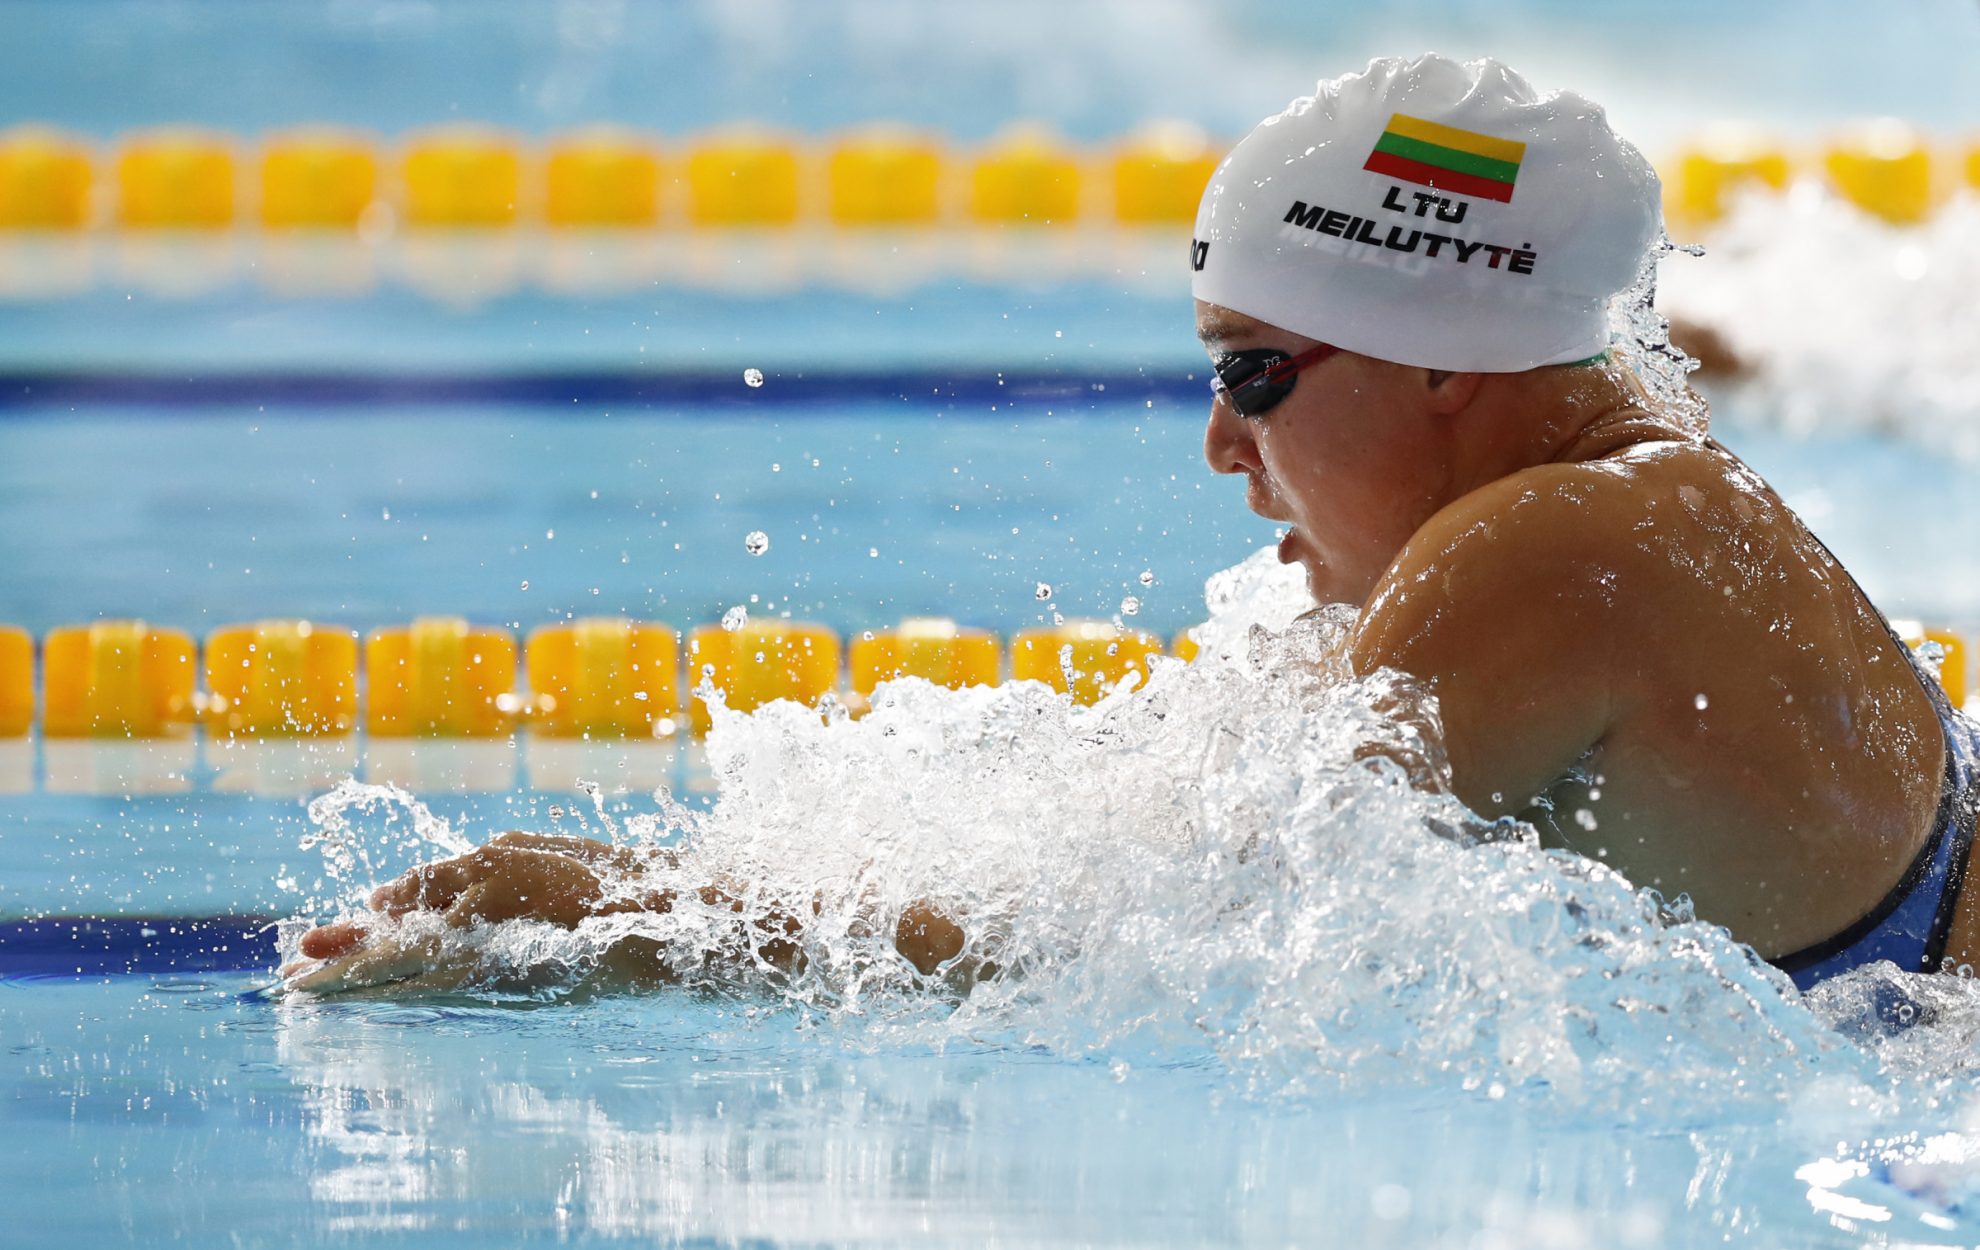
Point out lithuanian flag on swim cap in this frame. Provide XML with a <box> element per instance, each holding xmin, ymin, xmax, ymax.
<box><xmin>1363</xmin><ymin>113</ymin><xmax>1524</xmax><ymax>203</ymax></box>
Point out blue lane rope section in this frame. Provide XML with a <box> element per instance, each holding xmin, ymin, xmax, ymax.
<box><xmin>0</xmin><ymin>369</ymin><xmax>1208</xmax><ymax>411</ymax></box>
<box><xmin>0</xmin><ymin>916</ymin><xmax>278</xmax><ymax>976</ymax></box>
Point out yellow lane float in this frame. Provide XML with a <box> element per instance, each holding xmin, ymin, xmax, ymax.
<box><xmin>366</xmin><ymin>617</ymin><xmax>518</xmax><ymax>737</ymax></box>
<box><xmin>827</xmin><ymin>127</ymin><xmax>944</xmax><ymax>226</ymax></box>
<box><xmin>526</xmin><ymin>618</ymin><xmax>679</xmax><ymax>737</ymax></box>
<box><xmin>1110</xmin><ymin>123</ymin><xmax>1221</xmax><ymax>225</ymax></box>
<box><xmin>43</xmin><ymin>620</ymin><xmax>196</xmax><ymax>738</ymax></box>
<box><xmin>850</xmin><ymin>618</ymin><xmax>1000</xmax><ymax>696</ymax></box>
<box><xmin>0</xmin><ymin>128</ymin><xmax>92</xmax><ymax>229</ymax></box>
<box><xmin>683</xmin><ymin>129</ymin><xmax>803</xmax><ymax>227</ymax></box>
<box><xmin>969</xmin><ymin>126</ymin><xmax>1082</xmax><ymax>226</ymax></box>
<box><xmin>401</xmin><ymin>127</ymin><xmax>524</xmax><ymax>228</ymax></box>
<box><xmin>0</xmin><ymin>626</ymin><xmax>31</xmax><ymax>737</ymax></box>
<box><xmin>1664</xmin><ymin>127</ymin><xmax>1792</xmax><ymax>229</ymax></box>
<box><xmin>545</xmin><ymin>129</ymin><xmax>662</xmax><ymax>228</ymax></box>
<box><xmin>260</xmin><ymin>129</ymin><xmax>378</xmax><ymax>229</ymax></box>
<box><xmin>116</xmin><ymin>130</ymin><xmax>235</xmax><ymax>228</ymax></box>
<box><xmin>687</xmin><ymin>618</ymin><xmax>840</xmax><ymax>733</ymax></box>
<box><xmin>1824</xmin><ymin>121</ymin><xmax>1938</xmax><ymax>225</ymax></box>
<box><xmin>203</xmin><ymin>619</ymin><xmax>359</xmax><ymax>736</ymax></box>
<box><xmin>1011</xmin><ymin>620</ymin><xmax>1163</xmax><ymax>704</ymax></box>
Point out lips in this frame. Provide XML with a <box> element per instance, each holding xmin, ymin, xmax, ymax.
<box><xmin>1245</xmin><ymin>474</ymin><xmax>1292</xmax><ymax>526</ymax></box>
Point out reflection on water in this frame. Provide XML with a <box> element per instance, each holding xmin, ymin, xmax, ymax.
<box><xmin>7</xmin><ymin>973</ymin><xmax>1979</xmax><ymax>1246</ymax></box>
<box><xmin>0</xmin><ymin>978</ymin><xmax>1813</xmax><ymax>1250</ymax></box>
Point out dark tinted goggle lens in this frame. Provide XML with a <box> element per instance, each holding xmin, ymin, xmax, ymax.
<box><xmin>1211</xmin><ymin>348</ymin><xmax>1298</xmax><ymax>418</ymax></box>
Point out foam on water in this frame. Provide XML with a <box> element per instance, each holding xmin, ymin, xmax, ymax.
<box><xmin>1660</xmin><ymin>188</ymin><xmax>1980</xmax><ymax>456</ymax></box>
<box><xmin>287</xmin><ymin>548</ymin><xmax>1908</xmax><ymax>1116</ymax></box>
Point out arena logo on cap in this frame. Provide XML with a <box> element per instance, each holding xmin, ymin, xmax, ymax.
<box><xmin>1362</xmin><ymin>113</ymin><xmax>1524</xmax><ymax>204</ymax></box>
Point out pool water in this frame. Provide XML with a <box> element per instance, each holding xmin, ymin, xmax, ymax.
<box><xmin>0</xmin><ymin>974</ymin><xmax>1788</xmax><ymax>1248</ymax></box>
<box><xmin>10</xmin><ymin>384</ymin><xmax>1980</xmax><ymax>1246</ymax></box>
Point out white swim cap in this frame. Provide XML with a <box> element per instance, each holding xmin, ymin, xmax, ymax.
<box><xmin>1190</xmin><ymin>54</ymin><xmax>1662</xmax><ymax>372</ymax></box>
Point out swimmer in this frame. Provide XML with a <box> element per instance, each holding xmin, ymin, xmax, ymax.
<box><xmin>289</xmin><ymin>54</ymin><xmax>1977</xmax><ymax>996</ymax></box>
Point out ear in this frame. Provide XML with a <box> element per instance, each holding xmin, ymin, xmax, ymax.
<box><xmin>1423</xmin><ymin>370</ymin><xmax>1484</xmax><ymax>415</ymax></box>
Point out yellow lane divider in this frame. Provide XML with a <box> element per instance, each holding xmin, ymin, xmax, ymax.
<box><xmin>545</xmin><ymin>128</ymin><xmax>662</xmax><ymax>228</ymax></box>
<box><xmin>1110</xmin><ymin>123</ymin><xmax>1221</xmax><ymax>227</ymax></box>
<box><xmin>115</xmin><ymin>129</ymin><xmax>237</xmax><ymax>229</ymax></box>
<box><xmin>8</xmin><ymin>122</ymin><xmax>1975</xmax><ymax>238</ymax></box>
<box><xmin>851</xmin><ymin>618</ymin><xmax>1000</xmax><ymax>696</ymax></box>
<box><xmin>366</xmin><ymin>616</ymin><xmax>518</xmax><ymax>737</ymax></box>
<box><xmin>42</xmin><ymin>620</ymin><xmax>196</xmax><ymax>738</ymax></box>
<box><xmin>261</xmin><ymin>129</ymin><xmax>378</xmax><ymax>229</ymax></box>
<box><xmin>526</xmin><ymin>618</ymin><xmax>678</xmax><ymax>738</ymax></box>
<box><xmin>1011</xmin><ymin>619</ymin><xmax>1163</xmax><ymax>703</ymax></box>
<box><xmin>1</xmin><ymin>615</ymin><xmax>1970</xmax><ymax>742</ymax></box>
<box><xmin>0</xmin><ymin>127</ymin><xmax>90</xmax><ymax>229</ymax></box>
<box><xmin>402</xmin><ymin>126</ymin><xmax>525</xmax><ymax>228</ymax></box>
<box><xmin>827</xmin><ymin>126</ymin><xmax>945</xmax><ymax>226</ymax></box>
<box><xmin>204</xmin><ymin>619</ymin><xmax>359</xmax><ymax>737</ymax></box>
<box><xmin>684</xmin><ymin>127</ymin><xmax>804</xmax><ymax>227</ymax></box>
<box><xmin>687</xmin><ymin>618</ymin><xmax>841</xmax><ymax>734</ymax></box>
<box><xmin>1822</xmin><ymin>121</ymin><xmax>1939</xmax><ymax>226</ymax></box>
<box><xmin>969</xmin><ymin>126</ymin><xmax>1084</xmax><ymax>226</ymax></box>
<box><xmin>0</xmin><ymin>626</ymin><xmax>30</xmax><ymax>737</ymax></box>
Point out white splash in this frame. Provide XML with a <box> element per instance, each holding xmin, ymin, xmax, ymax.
<box><xmin>287</xmin><ymin>549</ymin><xmax>1884</xmax><ymax>1109</ymax></box>
<box><xmin>1660</xmin><ymin>188</ymin><xmax>1980</xmax><ymax>457</ymax></box>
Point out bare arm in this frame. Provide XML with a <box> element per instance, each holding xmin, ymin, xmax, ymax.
<box><xmin>1345</xmin><ymin>468</ymin><xmax>1620</xmax><ymax>819</ymax></box>
<box><xmin>284</xmin><ymin>831</ymin><xmax>966</xmax><ymax>993</ymax></box>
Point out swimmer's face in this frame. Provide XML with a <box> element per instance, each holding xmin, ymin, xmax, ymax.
<box><xmin>1197</xmin><ymin>300</ymin><xmax>1457</xmax><ymax>607</ymax></box>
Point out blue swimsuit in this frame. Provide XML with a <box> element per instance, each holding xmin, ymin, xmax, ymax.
<box><xmin>1770</xmin><ymin>645</ymin><xmax>1980</xmax><ymax>991</ymax></box>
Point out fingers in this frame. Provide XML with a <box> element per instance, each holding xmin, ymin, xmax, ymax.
<box><xmin>485</xmin><ymin>831</ymin><xmax>671</xmax><ymax>876</ymax></box>
<box><xmin>488</xmin><ymin>831</ymin><xmax>614</xmax><ymax>860</ymax></box>
<box><xmin>299</xmin><ymin>920</ymin><xmax>368</xmax><ymax>961</ymax></box>
<box><xmin>896</xmin><ymin>901</ymin><xmax>966</xmax><ymax>976</ymax></box>
<box><xmin>370</xmin><ymin>853</ymin><xmax>479</xmax><ymax>917</ymax></box>
<box><xmin>282</xmin><ymin>927</ymin><xmax>446</xmax><ymax>994</ymax></box>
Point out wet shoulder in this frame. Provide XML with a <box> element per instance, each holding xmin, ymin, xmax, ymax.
<box><xmin>1368</xmin><ymin>435</ymin><xmax>1792</xmax><ymax>644</ymax></box>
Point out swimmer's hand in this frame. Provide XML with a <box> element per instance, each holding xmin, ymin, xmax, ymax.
<box><xmin>282</xmin><ymin>831</ymin><xmax>972</xmax><ymax>995</ymax></box>
<box><xmin>282</xmin><ymin>832</ymin><xmax>637</xmax><ymax>994</ymax></box>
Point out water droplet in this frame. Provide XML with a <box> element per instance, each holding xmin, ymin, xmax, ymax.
<box><xmin>743</xmin><ymin>368</ymin><xmax>764</xmax><ymax>388</ymax></box>
<box><xmin>1694</xmin><ymin>693</ymin><xmax>1709</xmax><ymax>711</ymax></box>
<box><xmin>1120</xmin><ymin>596</ymin><xmax>1141</xmax><ymax>616</ymax></box>
<box><xmin>868</xmin><ymin>547</ymin><xmax>880</xmax><ymax>558</ymax></box>
<box><xmin>1034</xmin><ymin>582</ymin><xmax>1053</xmax><ymax>601</ymax></box>
<box><xmin>547</xmin><ymin>804</ymin><xmax>565</xmax><ymax>820</ymax></box>
<box><xmin>519</xmin><ymin>580</ymin><xmax>529</xmax><ymax>591</ymax></box>
<box><xmin>1138</xmin><ymin>569</ymin><xmax>1155</xmax><ymax>586</ymax></box>
<box><xmin>744</xmin><ymin>530</ymin><xmax>770</xmax><ymax>556</ymax></box>
<box><xmin>721</xmin><ymin>605</ymin><xmax>748</xmax><ymax>631</ymax></box>
<box><xmin>1574</xmin><ymin>808</ymin><xmax>1598</xmax><ymax>831</ymax></box>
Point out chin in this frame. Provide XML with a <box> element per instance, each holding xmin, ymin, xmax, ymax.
<box><xmin>1303</xmin><ymin>561</ymin><xmax>1371</xmax><ymax>610</ymax></box>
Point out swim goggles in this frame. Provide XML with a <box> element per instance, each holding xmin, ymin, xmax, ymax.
<box><xmin>1209</xmin><ymin>343</ymin><xmax>1340</xmax><ymax>418</ymax></box>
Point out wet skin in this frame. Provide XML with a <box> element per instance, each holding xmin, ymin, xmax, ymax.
<box><xmin>1198</xmin><ymin>300</ymin><xmax>1957</xmax><ymax>961</ymax></box>
<box><xmin>285</xmin><ymin>831</ymin><xmax>966</xmax><ymax>994</ymax></box>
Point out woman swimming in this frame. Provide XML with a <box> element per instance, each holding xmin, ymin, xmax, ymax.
<box><xmin>287</xmin><ymin>54</ymin><xmax>1980</xmax><ymax>994</ymax></box>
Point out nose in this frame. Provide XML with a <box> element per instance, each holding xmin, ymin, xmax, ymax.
<box><xmin>1203</xmin><ymin>393</ymin><xmax>1262</xmax><ymax>477</ymax></box>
